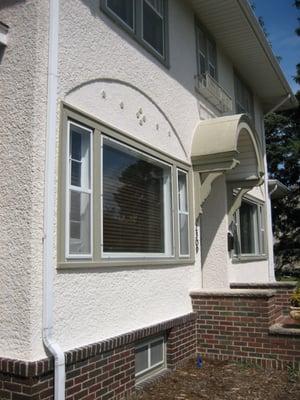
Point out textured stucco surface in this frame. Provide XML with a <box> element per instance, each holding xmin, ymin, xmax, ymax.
<box><xmin>201</xmin><ymin>175</ymin><xmax>230</xmax><ymax>289</ymax></box>
<box><xmin>228</xmin><ymin>260</ymin><xmax>270</xmax><ymax>283</ymax></box>
<box><xmin>0</xmin><ymin>0</ymin><xmax>270</xmax><ymax>361</ymax></box>
<box><xmin>0</xmin><ymin>0</ymin><xmax>49</xmax><ymax>360</ymax></box>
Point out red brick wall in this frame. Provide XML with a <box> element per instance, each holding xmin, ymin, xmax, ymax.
<box><xmin>167</xmin><ymin>319</ymin><xmax>196</xmax><ymax>368</ymax></box>
<box><xmin>0</xmin><ymin>313</ymin><xmax>196</xmax><ymax>400</ymax></box>
<box><xmin>230</xmin><ymin>282</ymin><xmax>297</xmax><ymax>316</ymax></box>
<box><xmin>191</xmin><ymin>291</ymin><xmax>300</xmax><ymax>370</ymax></box>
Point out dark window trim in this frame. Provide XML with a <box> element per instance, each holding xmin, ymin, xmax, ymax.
<box><xmin>100</xmin><ymin>0</ymin><xmax>170</xmax><ymax>68</ymax></box>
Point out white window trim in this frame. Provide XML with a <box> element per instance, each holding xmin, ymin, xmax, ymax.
<box><xmin>233</xmin><ymin>198</ymin><xmax>266</xmax><ymax>259</ymax></box>
<box><xmin>177</xmin><ymin>168</ymin><xmax>190</xmax><ymax>258</ymax></box>
<box><xmin>135</xmin><ymin>336</ymin><xmax>166</xmax><ymax>380</ymax></box>
<box><xmin>100</xmin><ymin>135</ymin><xmax>175</xmax><ymax>259</ymax></box>
<box><xmin>66</xmin><ymin>120</ymin><xmax>93</xmax><ymax>259</ymax></box>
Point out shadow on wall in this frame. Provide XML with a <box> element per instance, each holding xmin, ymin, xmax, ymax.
<box><xmin>200</xmin><ymin>175</ymin><xmax>227</xmax><ymax>268</ymax></box>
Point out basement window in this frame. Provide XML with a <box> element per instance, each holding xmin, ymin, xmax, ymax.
<box><xmin>135</xmin><ymin>337</ymin><xmax>166</xmax><ymax>381</ymax></box>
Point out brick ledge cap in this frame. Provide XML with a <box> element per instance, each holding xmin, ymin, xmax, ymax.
<box><xmin>190</xmin><ymin>289</ymin><xmax>276</xmax><ymax>297</ymax></box>
<box><xmin>230</xmin><ymin>281</ymin><xmax>298</xmax><ymax>289</ymax></box>
<box><xmin>269</xmin><ymin>323</ymin><xmax>300</xmax><ymax>336</ymax></box>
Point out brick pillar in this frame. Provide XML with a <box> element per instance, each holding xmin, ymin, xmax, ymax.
<box><xmin>191</xmin><ymin>289</ymin><xmax>300</xmax><ymax>370</ymax></box>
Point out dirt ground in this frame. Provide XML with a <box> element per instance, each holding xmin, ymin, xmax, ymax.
<box><xmin>131</xmin><ymin>358</ymin><xmax>300</xmax><ymax>400</ymax></box>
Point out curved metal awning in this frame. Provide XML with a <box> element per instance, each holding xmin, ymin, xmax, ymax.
<box><xmin>192</xmin><ymin>114</ymin><xmax>264</xmax><ymax>216</ymax></box>
<box><xmin>192</xmin><ymin>114</ymin><xmax>264</xmax><ymax>181</ymax></box>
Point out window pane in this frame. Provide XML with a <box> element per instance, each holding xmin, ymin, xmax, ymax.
<box><xmin>146</xmin><ymin>0</ymin><xmax>163</xmax><ymax>15</ymax></box>
<box><xmin>103</xmin><ymin>138</ymin><xmax>172</xmax><ymax>254</ymax></box>
<box><xmin>150</xmin><ymin>340</ymin><xmax>163</xmax><ymax>366</ymax></box>
<box><xmin>207</xmin><ymin>40</ymin><xmax>216</xmax><ymax>78</ymax></box>
<box><xmin>70</xmin><ymin>124</ymin><xmax>91</xmax><ymax>190</ymax></box>
<box><xmin>106</xmin><ymin>0</ymin><xmax>134</xmax><ymax>29</ymax></box>
<box><xmin>240</xmin><ymin>202</ymin><xmax>256</xmax><ymax>254</ymax></box>
<box><xmin>178</xmin><ymin>171</ymin><xmax>188</xmax><ymax>212</ymax></box>
<box><xmin>135</xmin><ymin>346</ymin><xmax>148</xmax><ymax>374</ymax></box>
<box><xmin>69</xmin><ymin>191</ymin><xmax>91</xmax><ymax>254</ymax></box>
<box><xmin>143</xmin><ymin>0</ymin><xmax>164</xmax><ymax>55</ymax></box>
<box><xmin>179</xmin><ymin>214</ymin><xmax>189</xmax><ymax>255</ymax></box>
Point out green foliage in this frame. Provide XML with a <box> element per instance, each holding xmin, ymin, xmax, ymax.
<box><xmin>264</xmin><ymin>95</ymin><xmax>300</xmax><ymax>273</ymax></box>
<box><xmin>264</xmin><ymin>1</ymin><xmax>300</xmax><ymax>275</ymax></box>
<box><xmin>290</xmin><ymin>283</ymin><xmax>300</xmax><ymax>307</ymax></box>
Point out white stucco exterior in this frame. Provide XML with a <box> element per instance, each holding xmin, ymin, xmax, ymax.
<box><xmin>0</xmin><ymin>0</ymin><xmax>281</xmax><ymax>362</ymax></box>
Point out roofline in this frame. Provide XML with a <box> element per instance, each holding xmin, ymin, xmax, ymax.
<box><xmin>237</xmin><ymin>0</ymin><xmax>298</xmax><ymax>109</ymax></box>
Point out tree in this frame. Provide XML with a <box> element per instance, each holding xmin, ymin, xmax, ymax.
<box><xmin>264</xmin><ymin>1</ymin><xmax>300</xmax><ymax>275</ymax></box>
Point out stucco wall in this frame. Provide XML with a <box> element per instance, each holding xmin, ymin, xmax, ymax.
<box><xmin>0</xmin><ymin>0</ymin><xmax>269</xmax><ymax>361</ymax></box>
<box><xmin>201</xmin><ymin>175</ymin><xmax>230</xmax><ymax>289</ymax></box>
<box><xmin>0</xmin><ymin>0</ymin><xmax>49</xmax><ymax>360</ymax></box>
<box><xmin>228</xmin><ymin>260</ymin><xmax>269</xmax><ymax>283</ymax></box>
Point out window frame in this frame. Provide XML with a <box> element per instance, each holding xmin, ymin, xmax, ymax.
<box><xmin>135</xmin><ymin>336</ymin><xmax>166</xmax><ymax>382</ymax></box>
<box><xmin>58</xmin><ymin>104</ymin><xmax>194</xmax><ymax>269</ymax></box>
<box><xmin>195</xmin><ymin>19</ymin><xmax>218</xmax><ymax>80</ymax></box>
<box><xmin>100</xmin><ymin>0</ymin><xmax>169</xmax><ymax>67</ymax></box>
<box><xmin>232</xmin><ymin>196</ymin><xmax>267</xmax><ymax>262</ymax></box>
<box><xmin>177</xmin><ymin>168</ymin><xmax>190</xmax><ymax>258</ymax></box>
<box><xmin>100</xmin><ymin>134</ymin><xmax>174</xmax><ymax>259</ymax></box>
<box><xmin>234</xmin><ymin>72</ymin><xmax>254</xmax><ymax>119</ymax></box>
<box><xmin>66</xmin><ymin>120</ymin><xmax>93</xmax><ymax>259</ymax></box>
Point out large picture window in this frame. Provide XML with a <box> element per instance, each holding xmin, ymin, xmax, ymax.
<box><xmin>102</xmin><ymin>137</ymin><xmax>173</xmax><ymax>256</ymax></box>
<box><xmin>101</xmin><ymin>0</ymin><xmax>168</xmax><ymax>63</ymax></box>
<box><xmin>233</xmin><ymin>199</ymin><xmax>266</xmax><ymax>258</ymax></box>
<box><xmin>60</xmin><ymin>108</ymin><xmax>193</xmax><ymax>267</ymax></box>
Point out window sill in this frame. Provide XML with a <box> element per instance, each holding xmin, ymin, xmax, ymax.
<box><xmin>57</xmin><ymin>257</ymin><xmax>195</xmax><ymax>270</ymax></box>
<box><xmin>231</xmin><ymin>255</ymin><xmax>268</xmax><ymax>264</ymax></box>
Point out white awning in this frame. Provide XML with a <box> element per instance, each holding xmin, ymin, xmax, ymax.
<box><xmin>192</xmin><ymin>114</ymin><xmax>264</xmax><ymax>185</ymax></box>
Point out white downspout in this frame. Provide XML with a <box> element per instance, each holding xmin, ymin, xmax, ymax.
<box><xmin>43</xmin><ymin>0</ymin><xmax>65</xmax><ymax>399</ymax></box>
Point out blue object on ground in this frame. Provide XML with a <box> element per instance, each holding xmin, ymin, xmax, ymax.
<box><xmin>197</xmin><ymin>355</ymin><xmax>203</xmax><ymax>368</ymax></box>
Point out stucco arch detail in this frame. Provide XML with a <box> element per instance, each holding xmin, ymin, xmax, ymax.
<box><xmin>64</xmin><ymin>78</ymin><xmax>188</xmax><ymax>161</ymax></box>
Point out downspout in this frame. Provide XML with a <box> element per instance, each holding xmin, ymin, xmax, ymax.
<box><xmin>43</xmin><ymin>0</ymin><xmax>65</xmax><ymax>399</ymax></box>
<box><xmin>261</xmin><ymin>94</ymin><xmax>290</xmax><ymax>282</ymax></box>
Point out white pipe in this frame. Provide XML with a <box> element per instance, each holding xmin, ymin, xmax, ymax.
<box><xmin>265</xmin><ymin>94</ymin><xmax>291</xmax><ymax>115</ymax></box>
<box><xmin>260</xmin><ymin>121</ymin><xmax>276</xmax><ymax>282</ymax></box>
<box><xmin>43</xmin><ymin>0</ymin><xmax>65</xmax><ymax>399</ymax></box>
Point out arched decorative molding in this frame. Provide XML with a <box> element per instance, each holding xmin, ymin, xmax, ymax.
<box><xmin>64</xmin><ymin>78</ymin><xmax>188</xmax><ymax>160</ymax></box>
<box><xmin>191</xmin><ymin>114</ymin><xmax>264</xmax><ymax>215</ymax></box>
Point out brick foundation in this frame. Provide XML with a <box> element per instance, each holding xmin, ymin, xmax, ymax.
<box><xmin>230</xmin><ymin>281</ymin><xmax>297</xmax><ymax>316</ymax></box>
<box><xmin>191</xmin><ymin>290</ymin><xmax>300</xmax><ymax>370</ymax></box>
<box><xmin>0</xmin><ymin>313</ymin><xmax>196</xmax><ymax>400</ymax></box>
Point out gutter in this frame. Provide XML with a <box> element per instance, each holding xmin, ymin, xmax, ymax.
<box><xmin>43</xmin><ymin>0</ymin><xmax>65</xmax><ymax>399</ymax></box>
<box><xmin>237</xmin><ymin>0</ymin><xmax>297</xmax><ymax>109</ymax></box>
<box><xmin>265</xmin><ymin>94</ymin><xmax>292</xmax><ymax>115</ymax></box>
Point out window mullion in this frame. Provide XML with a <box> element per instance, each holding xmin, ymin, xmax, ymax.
<box><xmin>135</xmin><ymin>0</ymin><xmax>142</xmax><ymax>39</ymax></box>
<box><xmin>93</xmin><ymin>129</ymin><xmax>102</xmax><ymax>261</ymax></box>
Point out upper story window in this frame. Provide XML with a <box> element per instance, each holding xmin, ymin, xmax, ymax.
<box><xmin>234</xmin><ymin>74</ymin><xmax>254</xmax><ymax>118</ymax></box>
<box><xmin>195</xmin><ymin>24</ymin><xmax>217</xmax><ymax>80</ymax></box>
<box><xmin>59</xmin><ymin>107</ymin><xmax>193</xmax><ymax>268</ymax></box>
<box><xmin>101</xmin><ymin>0</ymin><xmax>168</xmax><ymax>64</ymax></box>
